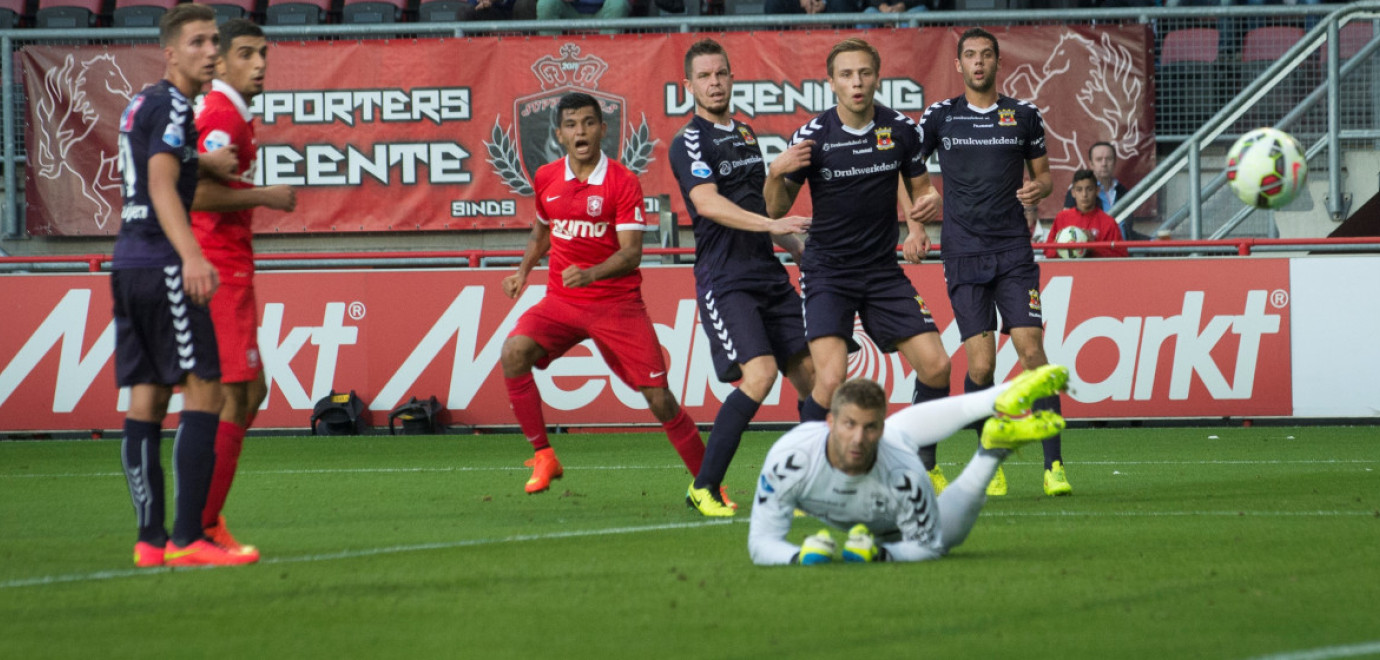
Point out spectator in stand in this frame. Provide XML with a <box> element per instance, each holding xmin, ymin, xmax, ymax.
<box><xmin>1062</xmin><ymin>141</ymin><xmax>1148</xmax><ymax>241</ymax></box>
<box><xmin>458</xmin><ymin>0</ymin><xmax>516</xmax><ymax>20</ymax></box>
<box><xmin>864</xmin><ymin>0</ymin><xmax>931</xmax><ymax>17</ymax></box>
<box><xmin>533</xmin><ymin>0</ymin><xmax>628</xmax><ymax>23</ymax></box>
<box><xmin>764</xmin><ymin>0</ymin><xmax>862</xmax><ymax>15</ymax></box>
<box><xmin>1047</xmin><ymin>169</ymin><xmax>1128</xmax><ymax>259</ymax></box>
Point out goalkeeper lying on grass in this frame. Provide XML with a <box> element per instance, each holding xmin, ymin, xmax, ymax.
<box><xmin>748</xmin><ymin>365</ymin><xmax>1069</xmax><ymax>565</ymax></box>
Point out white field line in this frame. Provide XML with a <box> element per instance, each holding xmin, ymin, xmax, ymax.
<box><xmin>1245</xmin><ymin>641</ymin><xmax>1380</xmax><ymax>660</ymax></box>
<box><xmin>0</xmin><ymin>518</ymin><xmax>740</xmax><ymax>590</ymax></box>
<box><xmin>3</xmin><ymin>458</ymin><xmax>1377</xmax><ymax>479</ymax></box>
<box><xmin>4</xmin><ymin>508</ymin><xmax>1376</xmax><ymax>591</ymax></box>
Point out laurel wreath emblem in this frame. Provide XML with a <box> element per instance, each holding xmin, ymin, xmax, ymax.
<box><xmin>484</xmin><ymin>116</ymin><xmax>533</xmax><ymax>197</ymax></box>
<box><xmin>620</xmin><ymin>113</ymin><xmax>658</xmax><ymax>175</ymax></box>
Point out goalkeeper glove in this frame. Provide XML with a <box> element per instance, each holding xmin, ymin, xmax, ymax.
<box><xmin>797</xmin><ymin>529</ymin><xmax>837</xmax><ymax>565</ymax></box>
<box><xmin>842</xmin><ymin>524</ymin><xmax>884</xmax><ymax>563</ymax></box>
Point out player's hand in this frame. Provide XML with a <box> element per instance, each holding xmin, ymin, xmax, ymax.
<box><xmin>1016</xmin><ymin>180</ymin><xmax>1046</xmax><ymax>207</ymax></box>
<box><xmin>903</xmin><ymin>230</ymin><xmax>930</xmax><ymax>264</ymax></box>
<box><xmin>769</xmin><ymin>215</ymin><xmax>810</xmax><ymax>236</ymax></box>
<box><xmin>182</xmin><ymin>254</ymin><xmax>219</xmax><ymax>306</ymax></box>
<box><xmin>199</xmin><ymin>145</ymin><xmax>239</xmax><ymax>181</ymax></box>
<box><xmin>769</xmin><ymin>140</ymin><xmax>814</xmax><ymax>178</ymax></box>
<box><xmin>501</xmin><ymin>271</ymin><xmax>527</xmax><ymax>299</ymax></box>
<box><xmin>261</xmin><ymin>185</ymin><xmax>297</xmax><ymax>212</ymax></box>
<box><xmin>562</xmin><ymin>265</ymin><xmax>594</xmax><ymax>288</ymax></box>
<box><xmin>842</xmin><ymin>524</ymin><xmax>883</xmax><ymax>563</ymax></box>
<box><xmin>799</xmin><ymin>0</ymin><xmax>824</xmax><ymax>12</ymax></box>
<box><xmin>475</xmin><ymin>0</ymin><xmax>492</xmax><ymax>7</ymax></box>
<box><xmin>797</xmin><ymin>529</ymin><xmax>837</xmax><ymax>565</ymax></box>
<box><xmin>908</xmin><ymin>191</ymin><xmax>940</xmax><ymax>224</ymax></box>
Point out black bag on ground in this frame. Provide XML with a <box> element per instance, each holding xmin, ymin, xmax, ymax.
<box><xmin>388</xmin><ymin>396</ymin><xmax>446</xmax><ymax>435</ymax></box>
<box><xmin>310</xmin><ymin>390</ymin><xmax>368</xmax><ymax>435</ymax></box>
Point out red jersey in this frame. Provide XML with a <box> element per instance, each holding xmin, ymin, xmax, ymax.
<box><xmin>191</xmin><ymin>79</ymin><xmax>258</xmax><ymax>281</ymax></box>
<box><xmin>532</xmin><ymin>153</ymin><xmax>653</xmax><ymax>302</ymax></box>
<box><xmin>1046</xmin><ymin>206</ymin><xmax>1129</xmax><ymax>258</ymax></box>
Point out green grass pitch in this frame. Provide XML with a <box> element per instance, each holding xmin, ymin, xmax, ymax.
<box><xmin>2</xmin><ymin>426</ymin><xmax>1378</xmax><ymax>659</ymax></box>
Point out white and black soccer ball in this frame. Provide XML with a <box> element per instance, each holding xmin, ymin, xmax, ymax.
<box><xmin>1226</xmin><ymin>127</ymin><xmax>1309</xmax><ymax>209</ymax></box>
<box><xmin>1055</xmin><ymin>225</ymin><xmax>1090</xmax><ymax>259</ymax></box>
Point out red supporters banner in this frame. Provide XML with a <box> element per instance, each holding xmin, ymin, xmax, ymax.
<box><xmin>0</xmin><ymin>259</ymin><xmax>1291</xmax><ymax>432</ymax></box>
<box><xmin>22</xmin><ymin>25</ymin><xmax>1155</xmax><ymax>236</ymax></box>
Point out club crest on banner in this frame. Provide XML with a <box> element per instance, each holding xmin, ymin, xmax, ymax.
<box><xmin>484</xmin><ymin>44</ymin><xmax>659</xmax><ymax>197</ymax></box>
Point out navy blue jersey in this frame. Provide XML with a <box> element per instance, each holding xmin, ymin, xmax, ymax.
<box><xmin>112</xmin><ymin>80</ymin><xmax>199</xmax><ymax>270</ymax></box>
<box><xmin>785</xmin><ymin>104</ymin><xmax>927</xmax><ymax>272</ymax></box>
<box><xmin>669</xmin><ymin>115</ymin><xmax>791</xmax><ymax>294</ymax></box>
<box><xmin>918</xmin><ymin>94</ymin><xmax>1047</xmax><ymax>258</ymax></box>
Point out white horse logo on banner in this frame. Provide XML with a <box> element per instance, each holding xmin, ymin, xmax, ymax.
<box><xmin>34</xmin><ymin>53</ymin><xmax>135</xmax><ymax>230</ymax></box>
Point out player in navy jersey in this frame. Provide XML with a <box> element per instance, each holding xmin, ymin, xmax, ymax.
<box><xmin>113</xmin><ymin>4</ymin><xmax>256</xmax><ymax>568</ymax></box>
<box><xmin>763</xmin><ymin>37</ymin><xmax>952</xmax><ymax>493</ymax></box>
<box><xmin>501</xmin><ymin>92</ymin><xmax>706</xmax><ymax>497</ymax></box>
<box><xmin>916</xmin><ymin>27</ymin><xmax>1070</xmax><ymax>497</ymax></box>
<box><xmin>668</xmin><ymin>39</ymin><xmax>815</xmax><ymax>517</ymax></box>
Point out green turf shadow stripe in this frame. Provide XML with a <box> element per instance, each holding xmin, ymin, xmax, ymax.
<box><xmin>0</xmin><ymin>518</ymin><xmax>746</xmax><ymax>590</ymax></box>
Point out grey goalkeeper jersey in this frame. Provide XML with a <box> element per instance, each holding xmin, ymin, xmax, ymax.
<box><xmin>748</xmin><ymin>408</ymin><xmax>945</xmax><ymax>565</ymax></box>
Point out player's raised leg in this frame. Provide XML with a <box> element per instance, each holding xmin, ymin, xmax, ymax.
<box><xmin>501</xmin><ymin>333</ymin><xmax>563</xmax><ymax>494</ymax></box>
<box><xmin>896</xmin><ymin>331</ymin><xmax>952</xmax><ymax>493</ymax></box>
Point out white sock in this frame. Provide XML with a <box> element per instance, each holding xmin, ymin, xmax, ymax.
<box><xmin>937</xmin><ymin>448</ymin><xmax>1005</xmax><ymax>551</ymax></box>
<box><xmin>888</xmin><ymin>383</ymin><xmax>1009</xmax><ymax>451</ymax></box>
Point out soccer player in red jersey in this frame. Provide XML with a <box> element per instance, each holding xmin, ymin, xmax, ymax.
<box><xmin>189</xmin><ymin>18</ymin><xmax>296</xmax><ymax>557</ymax></box>
<box><xmin>501</xmin><ymin>92</ymin><xmax>705</xmax><ymax>495</ymax></box>
<box><xmin>1045</xmin><ymin>169</ymin><xmax>1128</xmax><ymax>259</ymax></box>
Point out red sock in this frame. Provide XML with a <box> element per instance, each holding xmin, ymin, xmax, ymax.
<box><xmin>505</xmin><ymin>373</ymin><xmax>550</xmax><ymax>452</ymax></box>
<box><xmin>202</xmin><ymin>421</ymin><xmax>245</xmax><ymax>529</ymax></box>
<box><xmin>662</xmin><ymin>409</ymin><xmax>704</xmax><ymax>475</ymax></box>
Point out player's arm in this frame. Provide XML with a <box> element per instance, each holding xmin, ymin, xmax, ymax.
<box><xmin>688</xmin><ymin>183</ymin><xmax>811</xmax><ymax>236</ymax></box>
<box><xmin>763</xmin><ymin>139</ymin><xmax>813</xmax><ymax>219</ymax></box>
<box><xmin>901</xmin><ymin>173</ymin><xmax>940</xmax><ymax>263</ymax></box>
<box><xmin>747</xmin><ymin>467</ymin><xmax>806</xmax><ymax>566</ymax></box>
<box><xmin>878</xmin><ymin>463</ymin><xmax>944</xmax><ymax>563</ymax></box>
<box><xmin>502</xmin><ymin>219</ymin><xmax>551</xmax><ymax>299</ymax></box>
<box><xmin>1017</xmin><ymin>155</ymin><xmax>1053</xmax><ymax>209</ymax></box>
<box><xmin>192</xmin><ymin>179</ymin><xmax>296</xmax><ymax>213</ymax></box>
<box><xmin>197</xmin><ymin>145</ymin><xmax>239</xmax><ymax>181</ymax></box>
<box><xmin>148</xmin><ymin>152</ymin><xmax>217</xmax><ymax>305</ymax></box>
<box><xmin>563</xmin><ymin>229</ymin><xmax>642</xmax><ymax>289</ymax></box>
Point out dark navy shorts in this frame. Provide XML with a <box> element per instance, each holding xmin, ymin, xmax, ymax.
<box><xmin>943</xmin><ymin>246</ymin><xmax>1043</xmax><ymax>341</ymax></box>
<box><xmin>697</xmin><ymin>281</ymin><xmax>809</xmax><ymax>383</ymax></box>
<box><xmin>799</xmin><ymin>265</ymin><xmax>937</xmax><ymax>353</ymax></box>
<box><xmin>112</xmin><ymin>266</ymin><xmax>221</xmax><ymax>387</ymax></box>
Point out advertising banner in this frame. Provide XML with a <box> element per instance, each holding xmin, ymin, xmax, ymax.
<box><xmin>21</xmin><ymin>24</ymin><xmax>1156</xmax><ymax>236</ymax></box>
<box><xmin>0</xmin><ymin>257</ymin><xmax>1294</xmax><ymax>432</ymax></box>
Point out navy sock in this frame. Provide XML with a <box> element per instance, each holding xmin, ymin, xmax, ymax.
<box><xmin>695</xmin><ymin>389</ymin><xmax>761</xmax><ymax>491</ymax></box>
<box><xmin>965</xmin><ymin>374</ymin><xmax>994</xmax><ymax>441</ymax></box>
<box><xmin>912</xmin><ymin>378</ymin><xmax>950</xmax><ymax>471</ymax></box>
<box><xmin>121</xmin><ymin>419</ymin><xmax>166</xmax><ymax>546</ymax></box>
<box><xmin>171</xmin><ymin>411</ymin><xmax>219</xmax><ymax>547</ymax></box>
<box><xmin>1036</xmin><ymin>394</ymin><xmax>1063</xmax><ymax>469</ymax></box>
<box><xmin>800</xmin><ymin>395</ymin><xmax>829</xmax><ymax>423</ymax></box>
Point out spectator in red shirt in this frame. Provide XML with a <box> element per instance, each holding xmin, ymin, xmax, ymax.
<box><xmin>1046</xmin><ymin>169</ymin><xmax>1128</xmax><ymax>258</ymax></box>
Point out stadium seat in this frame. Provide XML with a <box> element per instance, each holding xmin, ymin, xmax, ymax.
<box><xmin>341</xmin><ymin>0</ymin><xmax>404</xmax><ymax>23</ymax></box>
<box><xmin>415</xmin><ymin>0</ymin><xmax>458</xmax><ymax>21</ymax></box>
<box><xmin>265</xmin><ymin>0</ymin><xmax>331</xmax><ymax>24</ymax></box>
<box><xmin>34</xmin><ymin>0</ymin><xmax>105</xmax><ymax>27</ymax></box>
<box><xmin>112</xmin><ymin>0</ymin><xmax>176</xmax><ymax>26</ymax></box>
<box><xmin>0</xmin><ymin>0</ymin><xmax>34</xmax><ymax>27</ymax></box>
<box><xmin>1240</xmin><ymin>26</ymin><xmax>1305</xmax><ymax>128</ymax></box>
<box><xmin>197</xmin><ymin>0</ymin><xmax>261</xmax><ymax>21</ymax></box>
<box><xmin>1157</xmin><ymin>28</ymin><xmax>1221</xmax><ymax>136</ymax></box>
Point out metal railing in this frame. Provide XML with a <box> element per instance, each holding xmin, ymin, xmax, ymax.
<box><xmin>1116</xmin><ymin>2</ymin><xmax>1380</xmax><ymax>240</ymax></box>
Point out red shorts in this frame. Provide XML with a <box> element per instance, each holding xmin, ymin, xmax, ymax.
<box><xmin>209</xmin><ymin>280</ymin><xmax>262</xmax><ymax>383</ymax></box>
<box><xmin>511</xmin><ymin>294</ymin><xmax>669</xmax><ymax>389</ymax></box>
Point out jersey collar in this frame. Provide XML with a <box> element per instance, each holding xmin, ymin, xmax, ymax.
<box><xmin>211</xmin><ymin>79</ymin><xmax>253</xmax><ymax>123</ymax></box>
<box><xmin>563</xmin><ymin>151</ymin><xmax>609</xmax><ymax>185</ymax></box>
<box><xmin>709</xmin><ymin>117</ymin><xmax>736</xmax><ymax>132</ymax></box>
